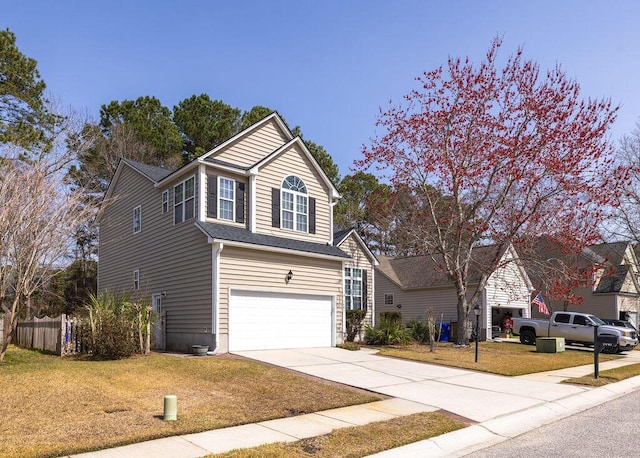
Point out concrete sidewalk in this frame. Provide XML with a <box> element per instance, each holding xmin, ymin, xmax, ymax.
<box><xmin>69</xmin><ymin>348</ymin><xmax>640</xmax><ymax>458</ymax></box>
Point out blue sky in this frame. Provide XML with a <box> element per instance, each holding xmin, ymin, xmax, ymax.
<box><xmin>3</xmin><ymin>0</ymin><xmax>639</xmax><ymax>176</ymax></box>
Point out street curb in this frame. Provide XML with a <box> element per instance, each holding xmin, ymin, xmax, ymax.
<box><xmin>368</xmin><ymin>373</ymin><xmax>640</xmax><ymax>457</ymax></box>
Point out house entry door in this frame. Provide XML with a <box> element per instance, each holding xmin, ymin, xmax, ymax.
<box><xmin>152</xmin><ymin>294</ymin><xmax>165</xmax><ymax>350</ymax></box>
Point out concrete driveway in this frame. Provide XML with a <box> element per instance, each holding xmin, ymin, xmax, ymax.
<box><xmin>233</xmin><ymin>347</ymin><xmax>587</xmax><ymax>423</ymax></box>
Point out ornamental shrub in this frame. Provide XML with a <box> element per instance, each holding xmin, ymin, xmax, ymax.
<box><xmin>345</xmin><ymin>309</ymin><xmax>367</xmax><ymax>342</ymax></box>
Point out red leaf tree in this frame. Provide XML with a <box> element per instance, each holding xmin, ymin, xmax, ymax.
<box><xmin>357</xmin><ymin>37</ymin><xmax>628</xmax><ymax>344</ymax></box>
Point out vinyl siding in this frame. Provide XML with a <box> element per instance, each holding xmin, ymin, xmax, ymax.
<box><xmin>620</xmin><ymin>273</ymin><xmax>638</xmax><ymax>294</ymax></box>
<box><xmin>204</xmin><ymin>170</ymin><xmax>248</xmax><ymax>228</ymax></box>
<box><xmin>254</xmin><ymin>144</ymin><xmax>332</xmax><ymax>243</ymax></box>
<box><xmin>485</xmin><ymin>253</ymin><xmax>530</xmax><ymax>311</ymax></box>
<box><xmin>217</xmin><ymin>246</ymin><xmax>343</xmax><ymax>350</ymax></box>
<box><xmin>213</xmin><ymin>119</ymin><xmax>289</xmax><ymax>168</ymax></box>
<box><xmin>99</xmin><ymin>165</ymin><xmax>213</xmax><ymax>345</ymax></box>
<box><xmin>375</xmin><ymin>273</ymin><xmax>463</xmax><ymax>324</ymax></box>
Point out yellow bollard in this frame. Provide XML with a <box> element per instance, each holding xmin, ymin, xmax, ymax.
<box><xmin>164</xmin><ymin>395</ymin><xmax>177</xmax><ymax>421</ymax></box>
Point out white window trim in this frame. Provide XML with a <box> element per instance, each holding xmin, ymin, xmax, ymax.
<box><xmin>218</xmin><ymin>176</ymin><xmax>235</xmax><ymax>221</ymax></box>
<box><xmin>133</xmin><ymin>205</ymin><xmax>141</xmax><ymax>234</ymax></box>
<box><xmin>162</xmin><ymin>190</ymin><xmax>168</xmax><ymax>214</ymax></box>
<box><xmin>174</xmin><ymin>175</ymin><xmax>195</xmax><ymax>224</ymax></box>
<box><xmin>344</xmin><ymin>267</ymin><xmax>364</xmax><ymax>311</ymax></box>
<box><xmin>133</xmin><ymin>269</ymin><xmax>140</xmax><ymax>291</ymax></box>
<box><xmin>281</xmin><ymin>176</ymin><xmax>308</xmax><ymax>233</ymax></box>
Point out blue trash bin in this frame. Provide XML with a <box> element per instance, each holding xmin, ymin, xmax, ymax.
<box><xmin>437</xmin><ymin>322</ymin><xmax>450</xmax><ymax>342</ymax></box>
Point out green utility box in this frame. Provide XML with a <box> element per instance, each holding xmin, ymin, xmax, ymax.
<box><xmin>536</xmin><ymin>337</ymin><xmax>565</xmax><ymax>353</ymax></box>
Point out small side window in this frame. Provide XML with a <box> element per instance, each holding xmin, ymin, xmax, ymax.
<box><xmin>133</xmin><ymin>270</ymin><xmax>140</xmax><ymax>290</ymax></box>
<box><xmin>555</xmin><ymin>313</ymin><xmax>571</xmax><ymax>324</ymax></box>
<box><xmin>162</xmin><ymin>190</ymin><xmax>168</xmax><ymax>213</ymax></box>
<box><xmin>133</xmin><ymin>206</ymin><xmax>141</xmax><ymax>233</ymax></box>
<box><xmin>384</xmin><ymin>293</ymin><xmax>394</xmax><ymax>306</ymax></box>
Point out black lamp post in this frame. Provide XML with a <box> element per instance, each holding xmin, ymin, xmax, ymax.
<box><xmin>474</xmin><ymin>304</ymin><xmax>482</xmax><ymax>363</ymax></box>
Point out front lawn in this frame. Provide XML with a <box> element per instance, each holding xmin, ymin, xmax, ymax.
<box><xmin>0</xmin><ymin>346</ymin><xmax>380</xmax><ymax>458</ymax></box>
<box><xmin>375</xmin><ymin>341</ymin><xmax>622</xmax><ymax>376</ymax></box>
<box><xmin>210</xmin><ymin>412</ymin><xmax>465</xmax><ymax>457</ymax></box>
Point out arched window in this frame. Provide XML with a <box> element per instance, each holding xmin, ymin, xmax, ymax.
<box><xmin>282</xmin><ymin>175</ymin><xmax>308</xmax><ymax>232</ymax></box>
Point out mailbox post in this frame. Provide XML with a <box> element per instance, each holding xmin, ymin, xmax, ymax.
<box><xmin>594</xmin><ymin>325</ymin><xmax>599</xmax><ymax>379</ymax></box>
<box><xmin>593</xmin><ymin>325</ymin><xmax>619</xmax><ymax>379</ymax></box>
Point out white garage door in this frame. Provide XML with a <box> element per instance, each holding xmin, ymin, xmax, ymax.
<box><xmin>229</xmin><ymin>291</ymin><xmax>333</xmax><ymax>351</ymax></box>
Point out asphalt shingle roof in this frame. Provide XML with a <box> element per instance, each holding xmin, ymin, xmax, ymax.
<box><xmin>197</xmin><ymin>221</ymin><xmax>351</xmax><ymax>259</ymax></box>
<box><xmin>123</xmin><ymin>159</ymin><xmax>175</xmax><ymax>183</ymax></box>
<box><xmin>376</xmin><ymin>244</ymin><xmax>506</xmax><ymax>289</ymax></box>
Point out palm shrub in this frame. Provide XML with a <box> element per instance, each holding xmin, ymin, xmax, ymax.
<box><xmin>84</xmin><ymin>291</ymin><xmax>152</xmax><ymax>359</ymax></box>
<box><xmin>364</xmin><ymin>314</ymin><xmax>410</xmax><ymax>345</ymax></box>
<box><xmin>407</xmin><ymin>320</ymin><xmax>432</xmax><ymax>343</ymax></box>
<box><xmin>345</xmin><ymin>309</ymin><xmax>367</xmax><ymax>342</ymax></box>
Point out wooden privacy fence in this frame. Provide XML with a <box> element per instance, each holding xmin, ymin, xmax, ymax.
<box><xmin>13</xmin><ymin>315</ymin><xmax>86</xmax><ymax>356</ymax></box>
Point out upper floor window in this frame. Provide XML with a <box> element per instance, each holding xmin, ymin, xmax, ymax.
<box><xmin>282</xmin><ymin>175</ymin><xmax>308</xmax><ymax>232</ymax></box>
<box><xmin>174</xmin><ymin>176</ymin><xmax>195</xmax><ymax>224</ymax></box>
<box><xmin>206</xmin><ymin>174</ymin><xmax>245</xmax><ymax>224</ymax></box>
<box><xmin>162</xmin><ymin>190</ymin><xmax>168</xmax><ymax>214</ymax></box>
<box><xmin>384</xmin><ymin>293</ymin><xmax>394</xmax><ymax>306</ymax></box>
<box><xmin>133</xmin><ymin>205</ymin><xmax>141</xmax><ymax>233</ymax></box>
<box><xmin>219</xmin><ymin>177</ymin><xmax>235</xmax><ymax>221</ymax></box>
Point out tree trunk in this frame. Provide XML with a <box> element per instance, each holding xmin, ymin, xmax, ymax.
<box><xmin>0</xmin><ymin>297</ymin><xmax>21</xmax><ymax>363</ymax></box>
<box><xmin>145</xmin><ymin>308</ymin><xmax>151</xmax><ymax>354</ymax></box>
<box><xmin>454</xmin><ymin>281</ymin><xmax>471</xmax><ymax>346</ymax></box>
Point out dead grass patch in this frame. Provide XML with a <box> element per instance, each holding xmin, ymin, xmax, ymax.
<box><xmin>562</xmin><ymin>362</ymin><xmax>640</xmax><ymax>386</ymax></box>
<box><xmin>210</xmin><ymin>411</ymin><xmax>465</xmax><ymax>457</ymax></box>
<box><xmin>0</xmin><ymin>346</ymin><xmax>380</xmax><ymax>458</ymax></box>
<box><xmin>375</xmin><ymin>341</ymin><xmax>621</xmax><ymax>376</ymax></box>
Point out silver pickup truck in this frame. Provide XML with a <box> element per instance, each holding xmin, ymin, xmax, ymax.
<box><xmin>512</xmin><ymin>311</ymin><xmax>638</xmax><ymax>353</ymax></box>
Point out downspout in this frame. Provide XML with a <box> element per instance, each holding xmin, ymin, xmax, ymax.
<box><xmin>212</xmin><ymin>241</ymin><xmax>224</xmax><ymax>352</ymax></box>
<box><xmin>329</xmin><ymin>199</ymin><xmax>338</xmax><ymax>244</ymax></box>
<box><xmin>198</xmin><ymin>164</ymin><xmax>206</xmax><ymax>221</ymax></box>
<box><xmin>249</xmin><ymin>173</ymin><xmax>257</xmax><ymax>233</ymax></box>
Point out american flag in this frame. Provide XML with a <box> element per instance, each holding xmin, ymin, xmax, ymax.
<box><xmin>532</xmin><ymin>293</ymin><xmax>550</xmax><ymax>315</ymax></box>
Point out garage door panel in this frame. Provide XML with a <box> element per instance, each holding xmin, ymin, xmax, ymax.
<box><xmin>229</xmin><ymin>291</ymin><xmax>333</xmax><ymax>351</ymax></box>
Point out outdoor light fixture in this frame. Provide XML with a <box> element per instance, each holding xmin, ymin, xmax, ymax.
<box><xmin>285</xmin><ymin>270</ymin><xmax>293</xmax><ymax>284</ymax></box>
<box><xmin>474</xmin><ymin>304</ymin><xmax>482</xmax><ymax>363</ymax></box>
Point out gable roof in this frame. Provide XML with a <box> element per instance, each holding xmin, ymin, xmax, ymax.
<box><xmin>104</xmin><ymin>158</ymin><xmax>175</xmax><ymax>201</ymax></box>
<box><xmin>376</xmin><ymin>244</ymin><xmax>508</xmax><ymax>290</ymax></box>
<box><xmin>199</xmin><ymin>112</ymin><xmax>293</xmax><ymax>162</ymax></box>
<box><xmin>333</xmin><ymin>228</ymin><xmax>379</xmax><ymax>266</ymax></box>
<box><xmin>196</xmin><ymin>221</ymin><xmax>351</xmax><ymax>260</ymax></box>
<box><xmin>525</xmin><ymin>239</ymin><xmax>639</xmax><ymax>295</ymax></box>
<box><xmin>595</xmin><ymin>265</ymin><xmax>631</xmax><ymax>293</ymax></box>
<box><xmin>123</xmin><ymin>159</ymin><xmax>175</xmax><ymax>182</ymax></box>
<box><xmin>589</xmin><ymin>241</ymin><xmax>633</xmax><ymax>266</ymax></box>
<box><xmin>153</xmin><ymin>112</ymin><xmax>339</xmax><ymax>200</ymax></box>
<box><xmin>249</xmin><ymin>136</ymin><xmax>340</xmax><ymax>199</ymax></box>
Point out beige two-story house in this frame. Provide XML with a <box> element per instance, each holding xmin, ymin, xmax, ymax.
<box><xmin>98</xmin><ymin>113</ymin><xmax>377</xmax><ymax>353</ymax></box>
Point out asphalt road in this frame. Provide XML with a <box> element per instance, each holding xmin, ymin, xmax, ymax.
<box><xmin>466</xmin><ymin>389</ymin><xmax>640</xmax><ymax>457</ymax></box>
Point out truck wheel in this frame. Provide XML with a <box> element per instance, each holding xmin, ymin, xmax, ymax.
<box><xmin>519</xmin><ymin>330</ymin><xmax>536</xmax><ymax>345</ymax></box>
<box><xmin>600</xmin><ymin>344</ymin><xmax>619</xmax><ymax>354</ymax></box>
